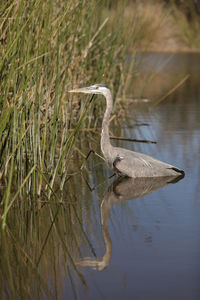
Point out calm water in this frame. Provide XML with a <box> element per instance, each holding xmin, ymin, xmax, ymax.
<box><xmin>1</xmin><ymin>53</ymin><xmax>200</xmax><ymax>300</ymax></box>
<box><xmin>72</xmin><ymin>53</ymin><xmax>200</xmax><ymax>300</ymax></box>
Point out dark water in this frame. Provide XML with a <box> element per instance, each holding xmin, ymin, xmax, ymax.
<box><xmin>1</xmin><ymin>53</ymin><xmax>200</xmax><ymax>300</ymax></box>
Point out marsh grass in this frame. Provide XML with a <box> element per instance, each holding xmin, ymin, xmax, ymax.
<box><xmin>0</xmin><ymin>1</ymin><xmax>198</xmax><ymax>296</ymax></box>
<box><xmin>1</xmin><ymin>0</ymin><xmax>198</xmax><ymax>229</ymax></box>
<box><xmin>0</xmin><ymin>0</ymin><xmax>139</xmax><ymax>228</ymax></box>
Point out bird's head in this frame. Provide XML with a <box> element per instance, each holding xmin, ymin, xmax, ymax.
<box><xmin>69</xmin><ymin>84</ymin><xmax>109</xmax><ymax>96</ymax></box>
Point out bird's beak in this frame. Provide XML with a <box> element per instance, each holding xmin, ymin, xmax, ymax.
<box><xmin>68</xmin><ymin>87</ymin><xmax>92</xmax><ymax>94</ymax></box>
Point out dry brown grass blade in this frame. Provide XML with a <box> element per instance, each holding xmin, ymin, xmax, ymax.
<box><xmin>82</xmin><ymin>17</ymin><xmax>109</xmax><ymax>59</ymax></box>
<box><xmin>153</xmin><ymin>74</ymin><xmax>190</xmax><ymax>106</ymax></box>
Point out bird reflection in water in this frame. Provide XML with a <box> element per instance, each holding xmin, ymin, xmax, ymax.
<box><xmin>76</xmin><ymin>174</ymin><xmax>184</xmax><ymax>271</ymax></box>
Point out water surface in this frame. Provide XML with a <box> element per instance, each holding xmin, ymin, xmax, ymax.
<box><xmin>1</xmin><ymin>53</ymin><xmax>200</xmax><ymax>300</ymax></box>
<box><xmin>74</xmin><ymin>53</ymin><xmax>200</xmax><ymax>300</ymax></box>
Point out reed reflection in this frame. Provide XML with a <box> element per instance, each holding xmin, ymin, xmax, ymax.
<box><xmin>76</xmin><ymin>174</ymin><xmax>184</xmax><ymax>270</ymax></box>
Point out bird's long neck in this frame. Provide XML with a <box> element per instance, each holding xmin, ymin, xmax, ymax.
<box><xmin>101</xmin><ymin>90</ymin><xmax>113</xmax><ymax>161</ymax></box>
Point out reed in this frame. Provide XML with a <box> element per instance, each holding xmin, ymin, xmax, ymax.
<box><xmin>0</xmin><ymin>1</ymin><xmax>198</xmax><ymax>296</ymax></box>
<box><xmin>0</xmin><ymin>0</ymin><xmax>140</xmax><ymax>228</ymax></box>
<box><xmin>1</xmin><ymin>0</ymin><xmax>198</xmax><ymax>227</ymax></box>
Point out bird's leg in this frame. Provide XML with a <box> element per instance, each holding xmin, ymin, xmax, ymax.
<box><xmin>82</xmin><ymin>173</ymin><xmax>96</xmax><ymax>192</ymax></box>
<box><xmin>80</xmin><ymin>150</ymin><xmax>95</xmax><ymax>171</ymax></box>
<box><xmin>85</xmin><ymin>149</ymin><xmax>95</xmax><ymax>160</ymax></box>
<box><xmin>82</xmin><ymin>150</ymin><xmax>118</xmax><ymax>181</ymax></box>
<box><xmin>80</xmin><ymin>150</ymin><xmax>100</xmax><ymax>191</ymax></box>
<box><xmin>85</xmin><ymin>149</ymin><xmax>105</xmax><ymax>161</ymax></box>
<box><xmin>108</xmin><ymin>173</ymin><xmax>116</xmax><ymax>179</ymax></box>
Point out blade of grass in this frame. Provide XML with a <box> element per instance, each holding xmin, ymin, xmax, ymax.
<box><xmin>2</xmin><ymin>156</ymin><xmax>14</xmax><ymax>230</ymax></box>
<box><xmin>1</xmin><ymin>165</ymin><xmax>37</xmax><ymax>222</ymax></box>
<box><xmin>153</xmin><ymin>74</ymin><xmax>190</xmax><ymax>106</ymax></box>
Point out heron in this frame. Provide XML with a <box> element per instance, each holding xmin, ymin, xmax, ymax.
<box><xmin>69</xmin><ymin>84</ymin><xmax>185</xmax><ymax>178</ymax></box>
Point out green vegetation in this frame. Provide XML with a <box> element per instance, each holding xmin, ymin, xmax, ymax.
<box><xmin>0</xmin><ymin>0</ymin><xmax>200</xmax><ymax>228</ymax></box>
<box><xmin>0</xmin><ymin>0</ymin><xmax>134</xmax><ymax>228</ymax></box>
<box><xmin>0</xmin><ymin>0</ymin><xmax>199</xmax><ymax>297</ymax></box>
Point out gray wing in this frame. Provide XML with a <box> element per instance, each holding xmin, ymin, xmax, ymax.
<box><xmin>112</xmin><ymin>147</ymin><xmax>184</xmax><ymax>178</ymax></box>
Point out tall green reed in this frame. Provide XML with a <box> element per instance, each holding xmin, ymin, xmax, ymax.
<box><xmin>0</xmin><ymin>0</ymin><xmax>137</xmax><ymax>228</ymax></box>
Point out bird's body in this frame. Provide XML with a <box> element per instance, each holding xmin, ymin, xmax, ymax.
<box><xmin>69</xmin><ymin>84</ymin><xmax>184</xmax><ymax>178</ymax></box>
<box><xmin>104</xmin><ymin>146</ymin><xmax>183</xmax><ymax>177</ymax></box>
